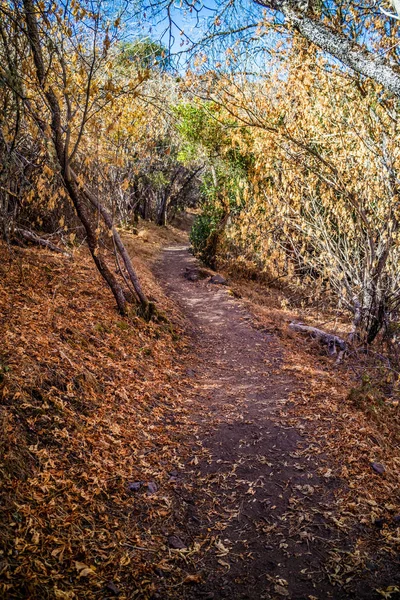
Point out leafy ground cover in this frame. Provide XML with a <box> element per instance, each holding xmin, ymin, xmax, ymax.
<box><xmin>151</xmin><ymin>245</ymin><xmax>400</xmax><ymax>600</ymax></box>
<box><xmin>228</xmin><ymin>276</ymin><xmax>400</xmax><ymax>582</ymax></box>
<box><xmin>0</xmin><ymin>226</ymin><xmax>195</xmax><ymax>599</ymax></box>
<box><xmin>1</xmin><ymin>224</ymin><xmax>399</xmax><ymax>599</ymax></box>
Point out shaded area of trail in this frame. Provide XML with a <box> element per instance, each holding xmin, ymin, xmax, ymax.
<box><xmin>155</xmin><ymin>245</ymin><xmax>389</xmax><ymax>600</ymax></box>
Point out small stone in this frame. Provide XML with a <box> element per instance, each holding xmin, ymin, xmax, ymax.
<box><xmin>393</xmin><ymin>515</ymin><xmax>400</xmax><ymax>523</ymax></box>
<box><xmin>106</xmin><ymin>581</ymin><xmax>120</xmax><ymax>595</ymax></box>
<box><xmin>373</xmin><ymin>518</ymin><xmax>386</xmax><ymax>528</ymax></box>
<box><xmin>184</xmin><ymin>269</ymin><xmax>199</xmax><ymax>282</ymax></box>
<box><xmin>168</xmin><ymin>535</ymin><xmax>186</xmax><ymax>549</ymax></box>
<box><xmin>128</xmin><ymin>482</ymin><xmax>142</xmax><ymax>492</ymax></box>
<box><xmin>209</xmin><ymin>274</ymin><xmax>227</xmax><ymax>285</ymax></box>
<box><xmin>147</xmin><ymin>481</ymin><xmax>158</xmax><ymax>494</ymax></box>
<box><xmin>370</xmin><ymin>462</ymin><xmax>385</xmax><ymax>475</ymax></box>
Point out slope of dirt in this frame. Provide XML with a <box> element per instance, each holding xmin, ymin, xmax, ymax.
<box><xmin>152</xmin><ymin>245</ymin><xmax>400</xmax><ymax>600</ymax></box>
<box><xmin>0</xmin><ymin>236</ymin><xmax>193</xmax><ymax>599</ymax></box>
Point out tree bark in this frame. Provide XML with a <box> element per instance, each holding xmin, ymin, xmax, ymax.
<box><xmin>289</xmin><ymin>321</ymin><xmax>346</xmax><ymax>354</ymax></box>
<box><xmin>64</xmin><ymin>178</ymin><xmax>129</xmax><ymax>314</ymax></box>
<box><xmin>255</xmin><ymin>0</ymin><xmax>400</xmax><ymax>97</ymax></box>
<box><xmin>156</xmin><ymin>191</ymin><xmax>168</xmax><ymax>226</ymax></box>
<box><xmin>21</xmin><ymin>0</ymin><xmax>145</xmax><ymax>315</ymax></box>
<box><xmin>75</xmin><ymin>174</ymin><xmax>149</xmax><ymax>307</ymax></box>
<box><xmin>16</xmin><ymin>228</ymin><xmax>71</xmax><ymax>256</ymax></box>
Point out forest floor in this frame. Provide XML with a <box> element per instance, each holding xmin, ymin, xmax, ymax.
<box><xmin>151</xmin><ymin>242</ymin><xmax>400</xmax><ymax>600</ymax></box>
<box><xmin>0</xmin><ymin>222</ymin><xmax>399</xmax><ymax>599</ymax></box>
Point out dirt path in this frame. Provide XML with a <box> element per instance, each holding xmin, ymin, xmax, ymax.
<box><xmin>155</xmin><ymin>245</ymin><xmax>383</xmax><ymax>600</ymax></box>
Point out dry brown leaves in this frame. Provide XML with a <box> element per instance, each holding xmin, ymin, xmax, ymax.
<box><xmin>0</xmin><ymin>241</ymin><xmax>193</xmax><ymax>599</ymax></box>
<box><xmin>230</xmin><ymin>276</ymin><xmax>400</xmax><ymax>582</ymax></box>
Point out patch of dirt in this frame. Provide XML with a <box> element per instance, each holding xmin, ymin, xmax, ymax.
<box><xmin>153</xmin><ymin>245</ymin><xmax>400</xmax><ymax>600</ymax></box>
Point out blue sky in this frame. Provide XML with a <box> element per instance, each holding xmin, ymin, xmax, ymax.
<box><xmin>140</xmin><ymin>0</ymin><xmax>220</xmax><ymax>56</ymax></box>
<box><xmin>123</xmin><ymin>0</ymin><xmax>268</xmax><ymax>67</ymax></box>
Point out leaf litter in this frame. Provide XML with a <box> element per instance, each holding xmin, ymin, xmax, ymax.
<box><xmin>149</xmin><ymin>245</ymin><xmax>400</xmax><ymax>599</ymax></box>
<box><xmin>0</xmin><ymin>240</ymin><xmax>200</xmax><ymax>599</ymax></box>
<box><xmin>1</xmin><ymin>236</ymin><xmax>400</xmax><ymax>599</ymax></box>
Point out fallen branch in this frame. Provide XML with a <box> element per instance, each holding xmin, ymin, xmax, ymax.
<box><xmin>16</xmin><ymin>228</ymin><xmax>71</xmax><ymax>257</ymax></box>
<box><xmin>71</xmin><ymin>168</ymin><xmax>149</xmax><ymax>308</ymax></box>
<box><xmin>289</xmin><ymin>321</ymin><xmax>346</xmax><ymax>357</ymax></box>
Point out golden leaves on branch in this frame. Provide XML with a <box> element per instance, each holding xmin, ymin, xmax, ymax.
<box><xmin>194</xmin><ymin>45</ymin><xmax>400</xmax><ymax>322</ymax></box>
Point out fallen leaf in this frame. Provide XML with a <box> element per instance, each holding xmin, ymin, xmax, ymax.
<box><xmin>75</xmin><ymin>562</ymin><xmax>96</xmax><ymax>578</ymax></box>
<box><xmin>184</xmin><ymin>573</ymin><xmax>202</xmax><ymax>584</ymax></box>
<box><xmin>215</xmin><ymin>539</ymin><xmax>229</xmax><ymax>556</ymax></box>
<box><xmin>54</xmin><ymin>589</ymin><xmax>75</xmax><ymax>599</ymax></box>
<box><xmin>275</xmin><ymin>584</ymin><xmax>290</xmax><ymax>596</ymax></box>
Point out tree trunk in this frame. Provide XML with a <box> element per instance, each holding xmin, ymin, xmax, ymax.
<box><xmin>64</xmin><ymin>178</ymin><xmax>128</xmax><ymax>314</ymax></box>
<box><xmin>156</xmin><ymin>191</ymin><xmax>168</xmax><ymax>226</ymax></box>
<box><xmin>289</xmin><ymin>322</ymin><xmax>346</xmax><ymax>354</ymax></box>
<box><xmin>76</xmin><ymin>174</ymin><xmax>149</xmax><ymax>308</ymax></box>
<box><xmin>256</xmin><ymin>0</ymin><xmax>400</xmax><ymax>98</ymax></box>
<box><xmin>22</xmin><ymin>0</ymin><xmax>146</xmax><ymax>316</ymax></box>
<box><xmin>16</xmin><ymin>228</ymin><xmax>71</xmax><ymax>256</ymax></box>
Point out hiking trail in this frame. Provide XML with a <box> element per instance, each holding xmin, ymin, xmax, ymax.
<box><xmin>153</xmin><ymin>244</ymin><xmax>385</xmax><ymax>600</ymax></box>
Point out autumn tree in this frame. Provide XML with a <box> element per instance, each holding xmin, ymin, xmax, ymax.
<box><xmin>182</xmin><ymin>32</ymin><xmax>400</xmax><ymax>344</ymax></box>
<box><xmin>135</xmin><ymin>0</ymin><xmax>397</xmax><ymax>343</ymax></box>
<box><xmin>0</xmin><ymin>0</ymin><xmax>152</xmax><ymax>314</ymax></box>
<box><xmin>250</xmin><ymin>0</ymin><xmax>400</xmax><ymax>96</ymax></box>
<box><xmin>177</xmin><ymin>0</ymin><xmax>400</xmax><ymax>95</ymax></box>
